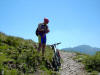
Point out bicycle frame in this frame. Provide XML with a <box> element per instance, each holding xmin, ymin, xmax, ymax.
<box><xmin>49</xmin><ymin>42</ymin><xmax>61</xmax><ymax>71</ymax></box>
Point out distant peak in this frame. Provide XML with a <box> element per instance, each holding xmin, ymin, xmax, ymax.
<box><xmin>76</xmin><ymin>45</ymin><xmax>91</xmax><ymax>48</ymax></box>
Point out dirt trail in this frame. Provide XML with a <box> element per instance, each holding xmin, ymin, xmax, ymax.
<box><xmin>59</xmin><ymin>51</ymin><xmax>87</xmax><ymax>75</ymax></box>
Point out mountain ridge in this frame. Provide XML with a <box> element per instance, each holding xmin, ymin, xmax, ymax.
<box><xmin>62</xmin><ymin>45</ymin><xmax>100</xmax><ymax>55</ymax></box>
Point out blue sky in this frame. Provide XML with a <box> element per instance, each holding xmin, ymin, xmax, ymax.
<box><xmin>0</xmin><ymin>0</ymin><xmax>100</xmax><ymax>49</ymax></box>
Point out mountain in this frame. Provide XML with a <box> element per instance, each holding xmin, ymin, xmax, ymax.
<box><xmin>62</xmin><ymin>45</ymin><xmax>100</xmax><ymax>55</ymax></box>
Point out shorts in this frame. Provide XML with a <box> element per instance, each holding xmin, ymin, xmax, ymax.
<box><xmin>38</xmin><ymin>34</ymin><xmax>46</xmax><ymax>44</ymax></box>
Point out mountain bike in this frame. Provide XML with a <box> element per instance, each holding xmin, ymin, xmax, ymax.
<box><xmin>49</xmin><ymin>42</ymin><xmax>61</xmax><ymax>71</ymax></box>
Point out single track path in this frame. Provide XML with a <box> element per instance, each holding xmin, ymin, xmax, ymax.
<box><xmin>59</xmin><ymin>51</ymin><xmax>87</xmax><ymax>75</ymax></box>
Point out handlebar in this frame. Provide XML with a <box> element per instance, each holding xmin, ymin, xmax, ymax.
<box><xmin>49</xmin><ymin>42</ymin><xmax>61</xmax><ymax>51</ymax></box>
<box><xmin>53</xmin><ymin>42</ymin><xmax>61</xmax><ymax>46</ymax></box>
<box><xmin>49</xmin><ymin>42</ymin><xmax>61</xmax><ymax>47</ymax></box>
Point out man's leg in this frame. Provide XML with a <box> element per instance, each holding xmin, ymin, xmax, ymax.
<box><xmin>38</xmin><ymin>43</ymin><xmax>41</xmax><ymax>52</ymax></box>
<box><xmin>38</xmin><ymin>35</ymin><xmax>41</xmax><ymax>52</ymax></box>
<box><xmin>41</xmin><ymin>35</ymin><xmax>46</xmax><ymax>56</ymax></box>
<box><xmin>42</xmin><ymin>43</ymin><xmax>46</xmax><ymax>56</ymax></box>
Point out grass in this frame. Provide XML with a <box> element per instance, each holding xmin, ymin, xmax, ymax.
<box><xmin>0</xmin><ymin>32</ymin><xmax>59</xmax><ymax>75</ymax></box>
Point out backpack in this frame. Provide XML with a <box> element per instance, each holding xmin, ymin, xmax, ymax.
<box><xmin>35</xmin><ymin>28</ymin><xmax>39</xmax><ymax>36</ymax></box>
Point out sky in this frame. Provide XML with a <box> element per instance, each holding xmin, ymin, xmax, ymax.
<box><xmin>0</xmin><ymin>0</ymin><xmax>100</xmax><ymax>49</ymax></box>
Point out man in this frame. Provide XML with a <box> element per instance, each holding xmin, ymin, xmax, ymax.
<box><xmin>36</xmin><ymin>18</ymin><xmax>50</xmax><ymax>56</ymax></box>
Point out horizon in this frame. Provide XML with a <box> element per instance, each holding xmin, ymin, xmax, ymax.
<box><xmin>0</xmin><ymin>0</ymin><xmax>100</xmax><ymax>49</ymax></box>
<box><xmin>62</xmin><ymin>44</ymin><xmax>100</xmax><ymax>49</ymax></box>
<box><xmin>1</xmin><ymin>31</ymin><xmax>100</xmax><ymax>49</ymax></box>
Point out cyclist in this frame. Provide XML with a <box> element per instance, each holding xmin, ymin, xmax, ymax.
<box><xmin>36</xmin><ymin>18</ymin><xmax>50</xmax><ymax>56</ymax></box>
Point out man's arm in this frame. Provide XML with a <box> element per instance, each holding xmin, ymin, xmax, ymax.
<box><xmin>46</xmin><ymin>25</ymin><xmax>50</xmax><ymax>33</ymax></box>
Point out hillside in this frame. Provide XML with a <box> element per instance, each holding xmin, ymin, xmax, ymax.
<box><xmin>1</xmin><ymin>32</ymin><xmax>100</xmax><ymax>75</ymax></box>
<box><xmin>62</xmin><ymin>45</ymin><xmax>100</xmax><ymax>55</ymax></box>
<box><xmin>0</xmin><ymin>32</ymin><xmax>58</xmax><ymax>75</ymax></box>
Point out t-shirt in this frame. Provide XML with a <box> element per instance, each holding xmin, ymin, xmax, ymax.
<box><xmin>37</xmin><ymin>23</ymin><xmax>48</xmax><ymax>35</ymax></box>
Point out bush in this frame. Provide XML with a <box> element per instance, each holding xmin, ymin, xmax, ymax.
<box><xmin>84</xmin><ymin>51</ymin><xmax>100</xmax><ymax>72</ymax></box>
<box><xmin>89</xmin><ymin>71</ymin><xmax>98</xmax><ymax>75</ymax></box>
<box><xmin>74</xmin><ymin>51</ymin><xmax>100</xmax><ymax>74</ymax></box>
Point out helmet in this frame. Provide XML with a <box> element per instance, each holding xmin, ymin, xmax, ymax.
<box><xmin>44</xmin><ymin>18</ymin><xmax>49</xmax><ymax>24</ymax></box>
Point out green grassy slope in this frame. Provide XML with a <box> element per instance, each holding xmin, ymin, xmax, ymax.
<box><xmin>0</xmin><ymin>32</ymin><xmax>58</xmax><ymax>75</ymax></box>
